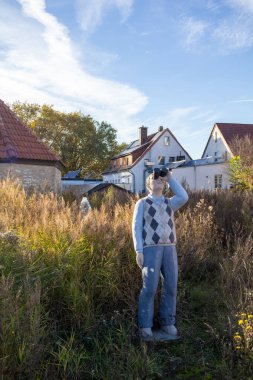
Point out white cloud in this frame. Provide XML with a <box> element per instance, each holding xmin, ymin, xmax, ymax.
<box><xmin>229</xmin><ymin>99</ymin><xmax>253</xmax><ymax>102</ymax></box>
<box><xmin>75</xmin><ymin>0</ymin><xmax>134</xmax><ymax>32</ymax></box>
<box><xmin>180</xmin><ymin>1</ymin><xmax>253</xmax><ymax>51</ymax></box>
<box><xmin>182</xmin><ymin>17</ymin><xmax>207</xmax><ymax>47</ymax></box>
<box><xmin>227</xmin><ymin>0</ymin><xmax>253</xmax><ymax>13</ymax></box>
<box><xmin>0</xmin><ymin>0</ymin><xmax>147</xmax><ymax>140</ymax></box>
<box><xmin>213</xmin><ymin>17</ymin><xmax>253</xmax><ymax>49</ymax></box>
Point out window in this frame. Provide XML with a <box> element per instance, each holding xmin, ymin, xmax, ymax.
<box><xmin>113</xmin><ymin>160</ymin><xmax>116</xmax><ymax>167</ymax></box>
<box><xmin>214</xmin><ymin>174</ymin><xmax>222</xmax><ymax>189</ymax></box>
<box><xmin>169</xmin><ymin>156</ymin><xmax>175</xmax><ymax>162</ymax></box>
<box><xmin>215</xmin><ymin>131</ymin><xmax>218</xmax><ymax>142</ymax></box>
<box><xmin>120</xmin><ymin>158</ymin><xmax>123</xmax><ymax>166</ymax></box>
<box><xmin>126</xmin><ymin>157</ymin><xmax>129</xmax><ymax>165</ymax></box>
<box><xmin>158</xmin><ymin>156</ymin><xmax>165</xmax><ymax>165</ymax></box>
<box><xmin>176</xmin><ymin>155</ymin><xmax>185</xmax><ymax>161</ymax></box>
<box><xmin>164</xmin><ymin>136</ymin><xmax>170</xmax><ymax>146</ymax></box>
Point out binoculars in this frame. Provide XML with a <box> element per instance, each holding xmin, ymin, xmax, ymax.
<box><xmin>153</xmin><ymin>167</ymin><xmax>169</xmax><ymax>180</ymax></box>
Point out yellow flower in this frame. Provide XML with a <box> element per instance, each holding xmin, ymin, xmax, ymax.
<box><xmin>235</xmin><ymin>346</ymin><xmax>241</xmax><ymax>350</ymax></box>
<box><xmin>241</xmin><ymin>313</ymin><xmax>247</xmax><ymax>317</ymax></box>
<box><xmin>238</xmin><ymin>320</ymin><xmax>244</xmax><ymax>325</ymax></box>
<box><xmin>248</xmin><ymin>314</ymin><xmax>253</xmax><ymax>319</ymax></box>
<box><xmin>246</xmin><ymin>326</ymin><xmax>253</xmax><ymax>330</ymax></box>
<box><xmin>234</xmin><ymin>335</ymin><xmax>241</xmax><ymax>339</ymax></box>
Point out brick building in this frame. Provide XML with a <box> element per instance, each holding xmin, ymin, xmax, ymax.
<box><xmin>0</xmin><ymin>99</ymin><xmax>65</xmax><ymax>192</ymax></box>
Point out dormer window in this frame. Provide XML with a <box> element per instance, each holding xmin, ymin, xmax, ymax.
<box><xmin>164</xmin><ymin>136</ymin><xmax>170</xmax><ymax>146</ymax></box>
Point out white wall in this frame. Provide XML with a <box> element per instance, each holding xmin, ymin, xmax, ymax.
<box><xmin>102</xmin><ymin>130</ymin><xmax>233</xmax><ymax>193</ymax></box>
<box><xmin>149</xmin><ymin>131</ymin><xmax>191</xmax><ymax>164</ymax></box>
<box><xmin>103</xmin><ymin>171</ymin><xmax>132</xmax><ymax>187</ymax></box>
<box><xmin>173</xmin><ymin>162</ymin><xmax>231</xmax><ymax>191</ymax></box>
<box><xmin>129</xmin><ymin>131</ymin><xmax>192</xmax><ymax>193</ymax></box>
<box><xmin>103</xmin><ymin>162</ymin><xmax>231</xmax><ymax>193</ymax></box>
<box><xmin>202</xmin><ymin>125</ymin><xmax>232</xmax><ymax>163</ymax></box>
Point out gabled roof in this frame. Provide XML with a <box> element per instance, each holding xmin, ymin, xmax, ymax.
<box><xmin>217</xmin><ymin>123</ymin><xmax>253</xmax><ymax>145</ymax></box>
<box><xmin>103</xmin><ymin>127</ymin><xmax>192</xmax><ymax>174</ymax></box>
<box><xmin>112</xmin><ymin>132</ymin><xmax>157</xmax><ymax>159</ymax></box>
<box><xmin>201</xmin><ymin>122</ymin><xmax>253</xmax><ymax>158</ymax></box>
<box><xmin>0</xmin><ymin>99</ymin><xmax>65</xmax><ymax>168</ymax></box>
<box><xmin>132</xmin><ymin>128</ymin><xmax>192</xmax><ymax>167</ymax></box>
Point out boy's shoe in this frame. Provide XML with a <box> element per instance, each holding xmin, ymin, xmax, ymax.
<box><xmin>161</xmin><ymin>325</ymin><xmax>178</xmax><ymax>336</ymax></box>
<box><xmin>139</xmin><ymin>327</ymin><xmax>153</xmax><ymax>341</ymax></box>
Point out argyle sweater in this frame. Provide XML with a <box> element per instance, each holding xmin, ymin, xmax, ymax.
<box><xmin>142</xmin><ymin>197</ymin><xmax>176</xmax><ymax>247</ymax></box>
<box><xmin>132</xmin><ymin>177</ymin><xmax>188</xmax><ymax>254</ymax></box>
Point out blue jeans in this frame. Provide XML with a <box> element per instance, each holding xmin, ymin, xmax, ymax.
<box><xmin>138</xmin><ymin>245</ymin><xmax>178</xmax><ymax>328</ymax></box>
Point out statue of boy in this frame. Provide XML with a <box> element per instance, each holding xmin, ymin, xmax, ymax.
<box><xmin>132</xmin><ymin>169</ymin><xmax>188</xmax><ymax>340</ymax></box>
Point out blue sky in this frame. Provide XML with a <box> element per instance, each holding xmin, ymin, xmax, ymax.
<box><xmin>1</xmin><ymin>0</ymin><xmax>253</xmax><ymax>158</ymax></box>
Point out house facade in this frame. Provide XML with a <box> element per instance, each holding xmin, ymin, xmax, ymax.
<box><xmin>102</xmin><ymin>126</ymin><xmax>192</xmax><ymax>193</ymax></box>
<box><xmin>0</xmin><ymin>99</ymin><xmax>65</xmax><ymax>192</ymax></box>
<box><xmin>172</xmin><ymin>122</ymin><xmax>253</xmax><ymax>191</ymax></box>
<box><xmin>103</xmin><ymin>122</ymin><xmax>253</xmax><ymax>193</ymax></box>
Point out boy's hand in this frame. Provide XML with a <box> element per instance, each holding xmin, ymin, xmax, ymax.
<box><xmin>136</xmin><ymin>252</ymin><xmax>144</xmax><ymax>268</ymax></box>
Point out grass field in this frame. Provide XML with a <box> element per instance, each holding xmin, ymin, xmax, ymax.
<box><xmin>1</xmin><ymin>177</ymin><xmax>253</xmax><ymax>379</ymax></box>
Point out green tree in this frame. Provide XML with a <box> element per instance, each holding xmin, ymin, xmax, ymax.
<box><xmin>229</xmin><ymin>156</ymin><xmax>251</xmax><ymax>190</ymax></box>
<box><xmin>11</xmin><ymin>102</ymin><xmax>126</xmax><ymax>177</ymax></box>
<box><xmin>229</xmin><ymin>135</ymin><xmax>253</xmax><ymax>190</ymax></box>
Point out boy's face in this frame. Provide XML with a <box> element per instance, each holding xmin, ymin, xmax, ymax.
<box><xmin>149</xmin><ymin>176</ymin><xmax>165</xmax><ymax>192</ymax></box>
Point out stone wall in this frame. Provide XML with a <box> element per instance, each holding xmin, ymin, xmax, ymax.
<box><xmin>0</xmin><ymin>163</ymin><xmax>62</xmax><ymax>192</ymax></box>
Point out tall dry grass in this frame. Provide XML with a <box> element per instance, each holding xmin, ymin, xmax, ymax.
<box><xmin>1</xmin><ymin>177</ymin><xmax>253</xmax><ymax>379</ymax></box>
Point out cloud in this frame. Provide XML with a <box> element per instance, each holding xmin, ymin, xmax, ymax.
<box><xmin>213</xmin><ymin>17</ymin><xmax>253</xmax><ymax>49</ymax></box>
<box><xmin>229</xmin><ymin>99</ymin><xmax>253</xmax><ymax>102</ymax></box>
<box><xmin>0</xmin><ymin>0</ymin><xmax>147</xmax><ymax>140</ymax></box>
<box><xmin>227</xmin><ymin>0</ymin><xmax>253</xmax><ymax>13</ymax></box>
<box><xmin>179</xmin><ymin>0</ymin><xmax>253</xmax><ymax>51</ymax></box>
<box><xmin>182</xmin><ymin>17</ymin><xmax>207</xmax><ymax>47</ymax></box>
<box><xmin>75</xmin><ymin>0</ymin><xmax>134</xmax><ymax>32</ymax></box>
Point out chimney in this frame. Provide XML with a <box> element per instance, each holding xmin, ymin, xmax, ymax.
<box><xmin>139</xmin><ymin>126</ymin><xmax>148</xmax><ymax>145</ymax></box>
<box><xmin>158</xmin><ymin>126</ymin><xmax>163</xmax><ymax>132</ymax></box>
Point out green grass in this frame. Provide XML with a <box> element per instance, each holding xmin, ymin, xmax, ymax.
<box><xmin>1</xmin><ymin>178</ymin><xmax>253</xmax><ymax>379</ymax></box>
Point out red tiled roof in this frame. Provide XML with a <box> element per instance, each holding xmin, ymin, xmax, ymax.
<box><xmin>217</xmin><ymin>123</ymin><xmax>253</xmax><ymax>145</ymax></box>
<box><xmin>0</xmin><ymin>99</ymin><xmax>65</xmax><ymax>167</ymax></box>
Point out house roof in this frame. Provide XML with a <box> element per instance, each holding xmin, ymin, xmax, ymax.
<box><xmin>202</xmin><ymin>122</ymin><xmax>253</xmax><ymax>158</ymax></box>
<box><xmin>103</xmin><ymin>128</ymin><xmax>192</xmax><ymax>175</ymax></box>
<box><xmin>217</xmin><ymin>123</ymin><xmax>253</xmax><ymax>145</ymax></box>
<box><xmin>87</xmin><ymin>183</ymin><xmax>130</xmax><ymax>196</ymax></box>
<box><xmin>0</xmin><ymin>99</ymin><xmax>65</xmax><ymax>168</ymax></box>
<box><xmin>111</xmin><ymin>132</ymin><xmax>157</xmax><ymax>159</ymax></box>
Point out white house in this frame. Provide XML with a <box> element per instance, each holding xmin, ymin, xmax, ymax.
<box><xmin>173</xmin><ymin>122</ymin><xmax>253</xmax><ymax>191</ymax></box>
<box><xmin>102</xmin><ymin>126</ymin><xmax>192</xmax><ymax>193</ymax></box>
<box><xmin>103</xmin><ymin>122</ymin><xmax>253</xmax><ymax>193</ymax></box>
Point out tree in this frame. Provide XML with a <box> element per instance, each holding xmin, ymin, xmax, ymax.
<box><xmin>11</xmin><ymin>102</ymin><xmax>126</xmax><ymax>177</ymax></box>
<box><xmin>229</xmin><ymin>135</ymin><xmax>253</xmax><ymax>190</ymax></box>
